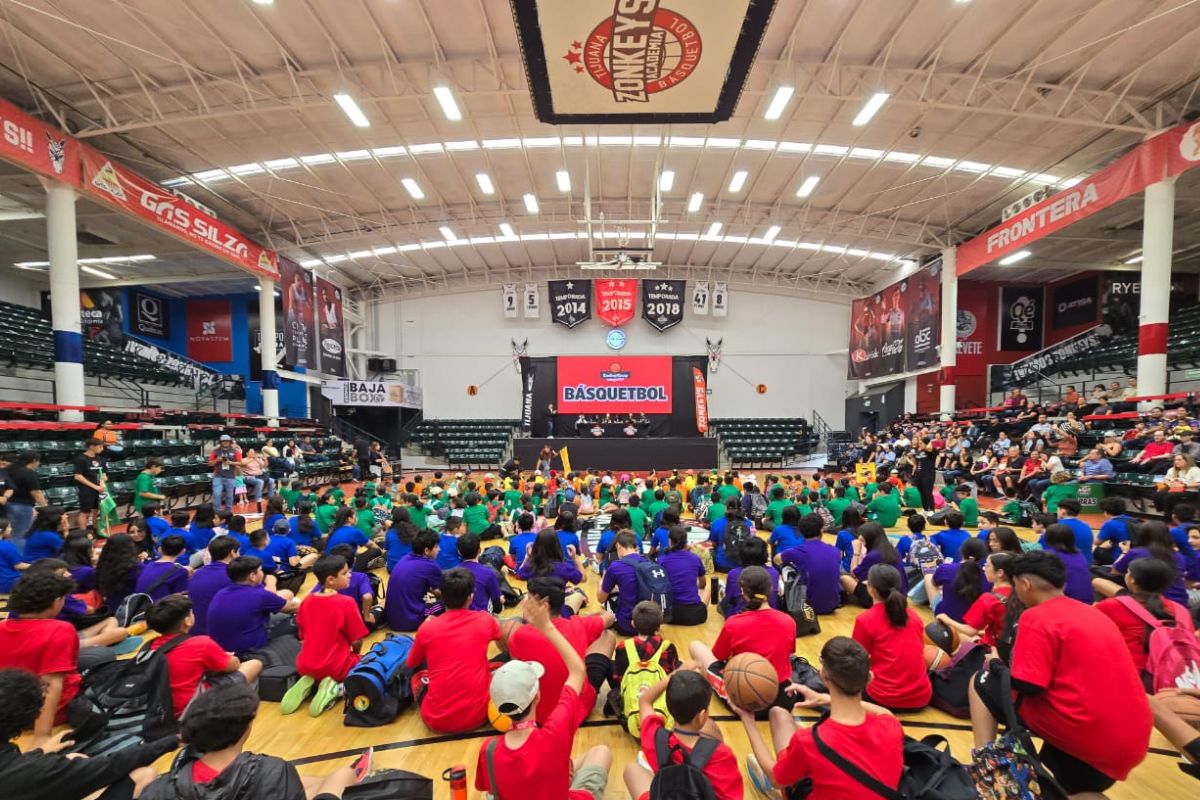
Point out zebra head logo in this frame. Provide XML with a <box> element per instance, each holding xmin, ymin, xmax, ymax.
<box><xmin>46</xmin><ymin>133</ymin><xmax>66</xmax><ymax>174</ymax></box>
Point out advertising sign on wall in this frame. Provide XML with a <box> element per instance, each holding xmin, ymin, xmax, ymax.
<box><xmin>321</xmin><ymin>380</ymin><xmax>423</xmax><ymax>409</ymax></box>
<box><xmin>847</xmin><ymin>263</ymin><xmax>942</xmax><ymax>379</ymax></box>
<box><xmin>79</xmin><ymin>289</ymin><xmax>125</xmax><ymax>347</ymax></box>
<box><xmin>279</xmin><ymin>256</ymin><xmax>316</xmax><ymax>369</ymax></box>
<box><xmin>315</xmin><ymin>277</ymin><xmax>346</xmax><ymax>377</ymax></box>
<box><xmin>131</xmin><ymin>290</ymin><xmax>170</xmax><ymax>339</ymax></box>
<box><xmin>186</xmin><ymin>299</ymin><xmax>233</xmax><ymax>362</ymax></box>
<box><xmin>0</xmin><ymin>97</ymin><xmax>80</xmax><ymax>185</ymax></box>
<box><xmin>556</xmin><ymin>355</ymin><xmax>673</xmax><ymax>413</ymax></box>
<box><xmin>1051</xmin><ymin>275</ymin><xmax>1098</xmax><ymax>330</ymax></box>
<box><xmin>998</xmin><ymin>286</ymin><xmax>1045</xmax><ymax>352</ymax></box>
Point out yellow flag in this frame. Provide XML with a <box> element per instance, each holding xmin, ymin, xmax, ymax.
<box><xmin>559</xmin><ymin>446</ymin><xmax>572</xmax><ymax>475</ymax></box>
<box><xmin>855</xmin><ymin>462</ymin><xmax>877</xmax><ymax>483</ymax></box>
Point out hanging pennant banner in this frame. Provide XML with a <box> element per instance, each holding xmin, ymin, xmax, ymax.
<box><xmin>693</xmin><ymin>367</ymin><xmax>709</xmax><ymax>434</ymax></box>
<box><xmin>316</xmin><ymin>277</ymin><xmax>347</xmax><ymax>377</ymax></box>
<box><xmin>548</xmin><ymin>279</ymin><xmax>593</xmax><ymax>328</ymax></box>
<box><xmin>502</xmin><ymin>284</ymin><xmax>518</xmax><ymax>318</ymax></box>
<box><xmin>0</xmin><ymin>97</ymin><xmax>80</xmax><ymax>186</ymax></box>
<box><xmin>998</xmin><ymin>286</ymin><xmax>1045</xmax><ymax>351</ymax></box>
<box><xmin>642</xmin><ymin>279</ymin><xmax>686</xmax><ymax>332</ymax></box>
<box><xmin>712</xmin><ymin>282</ymin><xmax>728</xmax><ymax>317</ymax></box>
<box><xmin>279</xmin><ymin>256</ymin><xmax>317</xmax><ymax>369</ymax></box>
<box><xmin>523</xmin><ymin>282</ymin><xmax>540</xmax><ymax>318</ymax></box>
<box><xmin>595</xmin><ymin>278</ymin><xmax>637</xmax><ymax>327</ymax></box>
<box><xmin>692</xmin><ymin>281</ymin><xmax>710</xmax><ymax>315</ymax></box>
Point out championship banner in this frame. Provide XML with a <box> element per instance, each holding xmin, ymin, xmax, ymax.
<box><xmin>692</xmin><ymin>281</ymin><xmax>710</xmax><ymax>315</ymax></box>
<box><xmin>510</xmin><ymin>0</ymin><xmax>778</xmax><ymax>125</ymax></box>
<box><xmin>556</xmin><ymin>355</ymin><xmax>672</xmax><ymax>413</ymax></box>
<box><xmin>316</xmin><ymin>277</ymin><xmax>346</xmax><ymax>376</ymax></box>
<box><xmin>548</xmin><ymin>279</ymin><xmax>593</xmax><ymax>328</ymax></box>
<box><xmin>998</xmin><ymin>286</ymin><xmax>1044</xmax><ymax>351</ymax></box>
<box><xmin>187</xmin><ymin>299</ymin><xmax>233</xmax><ymax>362</ymax></box>
<box><xmin>502</xmin><ymin>284</ymin><xmax>518</xmax><ymax>318</ymax></box>
<box><xmin>1051</xmin><ymin>275</ymin><xmax>1098</xmax><ymax>330</ymax></box>
<box><xmin>80</xmin><ymin>145</ymin><xmax>278</xmax><ymax>280</ymax></box>
<box><xmin>524</xmin><ymin>282</ymin><xmax>540</xmax><ymax>318</ymax></box>
<box><xmin>692</xmin><ymin>367</ymin><xmax>709</xmax><ymax>434</ymax></box>
<box><xmin>79</xmin><ymin>289</ymin><xmax>125</xmax><ymax>347</ymax></box>
<box><xmin>847</xmin><ymin>263</ymin><xmax>941</xmax><ymax>379</ymax></box>
<box><xmin>642</xmin><ymin>279</ymin><xmax>686</xmax><ymax>331</ymax></box>
<box><xmin>279</xmin><ymin>256</ymin><xmax>316</xmax><ymax>369</ymax></box>
<box><xmin>131</xmin><ymin>290</ymin><xmax>170</xmax><ymax>339</ymax></box>
<box><xmin>711</xmin><ymin>282</ymin><xmax>728</xmax><ymax>317</ymax></box>
<box><xmin>595</xmin><ymin>279</ymin><xmax>636</xmax><ymax>327</ymax></box>
<box><xmin>0</xmin><ymin>97</ymin><xmax>79</xmax><ymax>185</ymax></box>
<box><xmin>321</xmin><ymin>380</ymin><xmax>423</xmax><ymax>409</ymax></box>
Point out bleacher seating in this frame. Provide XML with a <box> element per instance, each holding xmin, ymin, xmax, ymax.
<box><xmin>410</xmin><ymin>419</ymin><xmax>517</xmax><ymax>467</ymax></box>
<box><xmin>0</xmin><ymin>299</ymin><xmax>186</xmax><ymax>385</ymax></box>
<box><xmin>711</xmin><ymin>418</ymin><xmax>817</xmax><ymax>466</ymax></box>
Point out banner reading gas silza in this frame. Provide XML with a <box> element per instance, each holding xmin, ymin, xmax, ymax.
<box><xmin>556</xmin><ymin>356</ymin><xmax>672</xmax><ymax>414</ymax></box>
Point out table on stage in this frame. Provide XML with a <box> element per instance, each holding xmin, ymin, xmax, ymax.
<box><xmin>568</xmin><ymin>421</ymin><xmax>650</xmax><ymax>438</ymax></box>
<box><xmin>514</xmin><ymin>436</ymin><xmax>718</xmax><ymax>471</ymax></box>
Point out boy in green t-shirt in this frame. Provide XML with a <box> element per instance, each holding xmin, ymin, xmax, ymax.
<box><xmin>640</xmin><ymin>478</ymin><xmax>657</xmax><ymax>509</ymax></box>
<box><xmin>865</xmin><ymin>483</ymin><xmax>902</xmax><ymax>528</ymax></box>
<box><xmin>998</xmin><ymin>493</ymin><xmax>1023</xmax><ymax>523</ymax></box>
<box><xmin>765</xmin><ymin>485</ymin><xmax>794</xmax><ymax>527</ymax></box>
<box><xmin>354</xmin><ymin>497</ymin><xmax>376</xmax><ymax>536</ymax></box>
<box><xmin>824</xmin><ymin>486</ymin><xmax>851</xmax><ymax>527</ymax></box>
<box><xmin>279</xmin><ymin>479</ymin><xmax>303</xmax><ymax>512</ymax></box>
<box><xmin>716</xmin><ymin>475</ymin><xmax>740</xmax><ymax>503</ymax></box>
<box><xmin>646</xmin><ymin>489</ymin><xmax>669</xmax><ymax>527</ymax></box>
<box><xmin>953</xmin><ymin>484</ymin><xmax>979</xmax><ymax>528</ymax></box>
<box><xmin>626</xmin><ymin>494</ymin><xmax>648</xmax><ymax>537</ymax></box>
<box><xmin>329</xmin><ymin>484</ymin><xmax>346</xmax><ymax>506</ymax></box>
<box><xmin>132</xmin><ymin>457</ymin><xmax>166</xmax><ymax>515</ymax></box>
<box><xmin>1040</xmin><ymin>475</ymin><xmax>1077</xmax><ymax>514</ymax></box>
<box><xmin>369</xmin><ymin>485</ymin><xmax>392</xmax><ymax>510</ymax></box>
<box><xmin>462</xmin><ymin>491</ymin><xmax>490</xmax><ymax>534</ymax></box>
<box><xmin>901</xmin><ymin>483</ymin><xmax>923</xmax><ymax>510</ymax></box>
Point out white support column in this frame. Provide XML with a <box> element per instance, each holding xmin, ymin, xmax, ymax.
<box><xmin>939</xmin><ymin>247</ymin><xmax>959</xmax><ymax>414</ymax></box>
<box><xmin>44</xmin><ymin>181</ymin><xmax>86</xmax><ymax>421</ymax></box>
<box><xmin>1136</xmin><ymin>177</ymin><xmax>1175</xmax><ymax>398</ymax></box>
<box><xmin>259</xmin><ymin>279</ymin><xmax>281</xmax><ymax>425</ymax></box>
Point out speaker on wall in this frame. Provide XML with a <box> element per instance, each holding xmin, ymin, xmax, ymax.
<box><xmin>367</xmin><ymin>357</ymin><xmax>397</xmax><ymax>372</ymax></box>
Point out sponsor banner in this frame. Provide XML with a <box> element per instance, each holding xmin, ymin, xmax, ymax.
<box><xmin>79</xmin><ymin>289</ymin><xmax>125</xmax><ymax>348</ymax></box>
<box><xmin>595</xmin><ymin>278</ymin><xmax>637</xmax><ymax>327</ymax></box>
<box><xmin>502</xmin><ymin>284</ymin><xmax>518</xmax><ymax>318</ymax></box>
<box><xmin>511</xmin><ymin>0</ymin><xmax>777</xmax><ymax>124</ymax></box>
<box><xmin>692</xmin><ymin>280</ymin><xmax>710</xmax><ymax>315</ymax></box>
<box><xmin>692</xmin><ymin>367</ymin><xmax>708</xmax><ymax>434</ymax></box>
<box><xmin>124</xmin><ymin>336</ymin><xmax>221</xmax><ymax>390</ymax></box>
<box><xmin>642</xmin><ymin>279</ymin><xmax>686</xmax><ymax>331</ymax></box>
<box><xmin>247</xmin><ymin>299</ymin><xmax>286</xmax><ymax>382</ymax></box>
<box><xmin>993</xmin><ymin>326</ymin><xmax>1111</xmax><ymax>388</ymax></box>
<box><xmin>320</xmin><ymin>380</ymin><xmax>423</xmax><ymax>409</ymax></box>
<box><xmin>998</xmin><ymin>286</ymin><xmax>1044</xmax><ymax>351</ymax></box>
<box><xmin>712</xmin><ymin>282</ymin><xmax>728</xmax><ymax>317</ymax></box>
<box><xmin>279</xmin><ymin>256</ymin><xmax>316</xmax><ymax>369</ymax></box>
<box><xmin>847</xmin><ymin>263</ymin><xmax>941</xmax><ymax>379</ymax></box>
<box><xmin>557</xmin><ymin>355</ymin><xmax>672</xmax><ymax>413</ymax></box>
<box><xmin>1051</xmin><ymin>275</ymin><xmax>1098</xmax><ymax>330</ymax></box>
<box><xmin>186</xmin><ymin>299</ymin><xmax>233</xmax><ymax>362</ymax></box>
<box><xmin>131</xmin><ymin>290</ymin><xmax>170</xmax><ymax>339</ymax></box>
<box><xmin>79</xmin><ymin>145</ymin><xmax>278</xmax><ymax>279</ymax></box>
<box><xmin>524</xmin><ymin>282</ymin><xmax>540</xmax><ymax>318</ymax></box>
<box><xmin>520</xmin><ymin>356</ymin><xmax>536</xmax><ymax>431</ymax></box>
<box><xmin>904</xmin><ymin>263</ymin><xmax>940</xmax><ymax>372</ymax></box>
<box><xmin>1100</xmin><ymin>273</ymin><xmax>1200</xmax><ymax>336</ymax></box>
<box><xmin>316</xmin><ymin>277</ymin><xmax>346</xmax><ymax>377</ymax></box>
<box><xmin>548</xmin><ymin>279</ymin><xmax>593</xmax><ymax>328</ymax></box>
<box><xmin>0</xmin><ymin>97</ymin><xmax>79</xmax><ymax>185</ymax></box>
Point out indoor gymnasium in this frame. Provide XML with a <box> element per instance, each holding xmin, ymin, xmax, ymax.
<box><xmin>0</xmin><ymin>1</ymin><xmax>1199</xmax><ymax>799</ymax></box>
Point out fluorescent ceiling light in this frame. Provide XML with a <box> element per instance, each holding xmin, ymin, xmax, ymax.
<box><xmin>707</xmin><ymin>222</ymin><xmax>723</xmax><ymax>237</ymax></box>
<box><xmin>1125</xmin><ymin>255</ymin><xmax>1143</xmax><ymax>265</ymax></box>
<box><xmin>499</xmin><ymin>223</ymin><xmax>515</xmax><ymax>237</ymax></box>
<box><xmin>475</xmin><ymin>173</ymin><xmax>495</xmax><ymax>194</ymax></box>
<box><xmin>252</xmin><ymin>0</ymin><xmax>274</xmax><ymax>5</ymax></box>
<box><xmin>728</xmin><ymin>170</ymin><xmax>748</xmax><ymax>193</ymax></box>
<box><xmin>80</xmin><ymin>265</ymin><xmax>116</xmax><ymax>279</ymax></box>
<box><xmin>523</xmin><ymin>193</ymin><xmax>539</xmax><ymax>213</ymax></box>
<box><xmin>659</xmin><ymin>171</ymin><xmax>675</xmax><ymax>191</ymax></box>
<box><xmin>439</xmin><ymin>226</ymin><xmax>456</xmax><ymax>241</ymax></box>
<box><xmin>401</xmin><ymin>178</ymin><xmax>425</xmax><ymax>200</ymax></box>
<box><xmin>333</xmin><ymin>93</ymin><xmax>370</xmax><ymax>128</ymax></box>
<box><xmin>796</xmin><ymin>176</ymin><xmax>820</xmax><ymax>198</ymax></box>
<box><xmin>432</xmin><ymin>86</ymin><xmax>462</xmax><ymax>121</ymax></box>
<box><xmin>998</xmin><ymin>250</ymin><xmax>1032</xmax><ymax>265</ymax></box>
<box><xmin>764</xmin><ymin>86</ymin><xmax>794</xmax><ymax>120</ymax></box>
<box><xmin>556</xmin><ymin>170</ymin><xmax>571</xmax><ymax>192</ymax></box>
<box><xmin>852</xmin><ymin>92</ymin><xmax>890</xmax><ymax>126</ymax></box>
<box><xmin>687</xmin><ymin>192</ymin><xmax>704</xmax><ymax>213</ymax></box>
<box><xmin>763</xmin><ymin>225</ymin><xmax>781</xmax><ymax>242</ymax></box>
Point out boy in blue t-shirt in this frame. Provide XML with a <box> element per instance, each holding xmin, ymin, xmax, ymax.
<box><xmin>1095</xmin><ymin>497</ymin><xmax>1134</xmax><ymax>565</ymax></box>
<box><xmin>507</xmin><ymin>512</ymin><xmax>537</xmax><ymax>563</ymax></box>
<box><xmin>929</xmin><ymin>511</ymin><xmax>969</xmax><ymax>561</ymax></box>
<box><xmin>143</xmin><ymin>502</ymin><xmax>171</xmax><ymax>543</ymax></box>
<box><xmin>767</xmin><ymin>505</ymin><xmax>802</xmax><ymax>556</ymax></box>
<box><xmin>0</xmin><ymin>519</ymin><xmax>29</xmax><ymax>593</ymax></box>
<box><xmin>437</xmin><ymin>516</ymin><xmax>464</xmax><ymax>571</ymax></box>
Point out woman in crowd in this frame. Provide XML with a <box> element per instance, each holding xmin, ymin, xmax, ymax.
<box><xmin>840</xmin><ymin>522</ymin><xmax>907</xmax><ymax>607</ymax></box>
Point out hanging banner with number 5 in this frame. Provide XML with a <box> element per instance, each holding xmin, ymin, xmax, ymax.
<box><xmin>595</xmin><ymin>279</ymin><xmax>637</xmax><ymax>327</ymax></box>
<box><xmin>642</xmin><ymin>279</ymin><xmax>687</xmax><ymax>332</ymax></box>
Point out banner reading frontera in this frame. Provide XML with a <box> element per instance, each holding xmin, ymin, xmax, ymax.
<box><xmin>279</xmin><ymin>256</ymin><xmax>316</xmax><ymax>369</ymax></box>
<box><xmin>642</xmin><ymin>279</ymin><xmax>686</xmax><ymax>331</ymax></box>
<box><xmin>315</xmin><ymin>277</ymin><xmax>346</xmax><ymax>376</ymax></box>
<box><xmin>847</xmin><ymin>263</ymin><xmax>941</xmax><ymax>379</ymax></box>
<box><xmin>548</xmin><ymin>279</ymin><xmax>592</xmax><ymax>328</ymax></box>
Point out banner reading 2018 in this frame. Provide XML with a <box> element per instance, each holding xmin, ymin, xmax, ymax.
<box><xmin>847</xmin><ymin>262</ymin><xmax>941</xmax><ymax>379</ymax></box>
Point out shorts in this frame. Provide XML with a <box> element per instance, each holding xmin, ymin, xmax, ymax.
<box><xmin>972</xmin><ymin>667</ymin><xmax>1116</xmax><ymax>795</ymax></box>
<box><xmin>77</xmin><ymin>488</ymin><xmax>100</xmax><ymax>512</ymax></box>
<box><xmin>668</xmin><ymin>602</ymin><xmax>708</xmax><ymax>626</ymax></box>
<box><xmin>570</xmin><ymin>764</ymin><xmax>608</xmax><ymax>800</ymax></box>
<box><xmin>849</xmin><ymin>582</ymin><xmax>874</xmax><ymax>608</ymax></box>
<box><xmin>585</xmin><ymin>653</ymin><xmax>611</xmax><ymax>692</ymax></box>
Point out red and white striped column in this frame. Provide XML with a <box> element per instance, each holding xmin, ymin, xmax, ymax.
<box><xmin>1136</xmin><ymin>177</ymin><xmax>1176</xmax><ymax>398</ymax></box>
<box><xmin>939</xmin><ymin>247</ymin><xmax>958</xmax><ymax>414</ymax></box>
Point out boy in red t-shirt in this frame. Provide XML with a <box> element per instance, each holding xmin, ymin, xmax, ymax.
<box><xmin>406</xmin><ymin>567</ymin><xmax>502</xmax><ymax>733</ymax></box>
<box><xmin>475</xmin><ymin>593</ymin><xmax>612</xmax><ymax>800</ymax></box>
<box><xmin>0</xmin><ymin>571</ymin><xmax>82</xmax><ymax>746</ymax></box>
<box><xmin>281</xmin><ymin>553</ymin><xmax>369</xmax><ymax>717</ymax></box>
<box><xmin>146</xmin><ymin>594</ymin><xmax>264</xmax><ymax>718</ymax></box>
<box><xmin>624</xmin><ymin>667</ymin><xmax>744</xmax><ymax>800</ymax></box>
<box><xmin>737</xmin><ymin>636</ymin><xmax>904</xmax><ymax>799</ymax></box>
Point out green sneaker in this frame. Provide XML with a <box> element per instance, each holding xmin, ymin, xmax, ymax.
<box><xmin>309</xmin><ymin>677</ymin><xmax>343</xmax><ymax>717</ymax></box>
<box><xmin>279</xmin><ymin>675</ymin><xmax>315</xmax><ymax>715</ymax></box>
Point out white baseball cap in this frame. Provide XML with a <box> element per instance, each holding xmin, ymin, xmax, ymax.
<box><xmin>490</xmin><ymin>659</ymin><xmax>544</xmax><ymax>716</ymax></box>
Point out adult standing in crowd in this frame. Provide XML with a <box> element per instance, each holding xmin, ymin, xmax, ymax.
<box><xmin>4</xmin><ymin>452</ymin><xmax>44</xmax><ymax>550</ymax></box>
<box><xmin>353</xmin><ymin>436</ymin><xmax>372</xmax><ymax>482</ymax></box>
<box><xmin>209</xmin><ymin>434</ymin><xmax>243</xmax><ymax>514</ymax></box>
<box><xmin>910</xmin><ymin>436</ymin><xmax>937</xmax><ymax>512</ymax></box>
<box><xmin>72</xmin><ymin>438</ymin><xmax>106</xmax><ymax>533</ymax></box>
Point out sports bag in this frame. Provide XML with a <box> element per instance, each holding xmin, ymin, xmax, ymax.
<box><xmin>344</xmin><ymin>634</ymin><xmax>415</xmax><ymax>727</ymax></box>
<box><xmin>1115</xmin><ymin>595</ymin><xmax>1200</xmax><ymax>693</ymax></box>
<box><xmin>723</xmin><ymin>520</ymin><xmax>753</xmax><ymax>566</ymax></box>
<box><xmin>749</xmin><ymin>492</ymin><xmax>769</xmax><ymax>522</ymax></box>
<box><xmin>780</xmin><ymin>565</ymin><xmax>820</xmax><ymax>637</ymax></box>
<box><xmin>479</xmin><ymin>545</ymin><xmax>507</xmax><ymax>573</ymax></box>
<box><xmin>929</xmin><ymin>642</ymin><xmax>988</xmax><ymax>719</ymax></box>
<box><xmin>625</xmin><ymin>555</ymin><xmax>673</xmax><ymax>617</ymax></box>
<box><xmin>648</xmin><ymin>727</ymin><xmax>719</xmax><ymax>800</ymax></box>
<box><xmin>907</xmin><ymin>537</ymin><xmax>943</xmax><ymax>577</ymax></box>
<box><xmin>811</xmin><ymin>721</ymin><xmax>976</xmax><ymax>800</ymax></box>
<box><xmin>619</xmin><ymin>638</ymin><xmax>673</xmax><ymax>738</ymax></box>
<box><xmin>345</xmin><ymin>768</ymin><xmax>433</xmax><ymax>800</ymax></box>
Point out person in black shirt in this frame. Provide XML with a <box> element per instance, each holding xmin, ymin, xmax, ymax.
<box><xmin>6</xmin><ymin>451</ymin><xmax>45</xmax><ymax>549</ymax></box>
<box><xmin>73</xmin><ymin>438</ymin><xmax>107</xmax><ymax>532</ymax></box>
<box><xmin>0</xmin><ymin>453</ymin><xmax>11</xmax><ymax>520</ymax></box>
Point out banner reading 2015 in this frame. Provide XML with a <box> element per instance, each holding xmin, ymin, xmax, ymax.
<box><xmin>557</xmin><ymin>356</ymin><xmax>672</xmax><ymax>414</ymax></box>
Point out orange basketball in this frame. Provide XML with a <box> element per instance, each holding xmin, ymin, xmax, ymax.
<box><xmin>499</xmin><ymin>617</ymin><xmax>523</xmax><ymax>650</ymax></box>
<box><xmin>724</xmin><ymin>652</ymin><xmax>778</xmax><ymax>712</ymax></box>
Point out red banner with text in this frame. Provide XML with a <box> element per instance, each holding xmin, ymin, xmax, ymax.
<box><xmin>79</xmin><ymin>146</ymin><xmax>278</xmax><ymax>279</ymax></box>
<box><xmin>557</xmin><ymin>355</ymin><xmax>672</xmax><ymax>413</ymax></box>
<box><xmin>595</xmin><ymin>279</ymin><xmax>637</xmax><ymax>327</ymax></box>
<box><xmin>0</xmin><ymin>97</ymin><xmax>79</xmax><ymax>186</ymax></box>
<box><xmin>693</xmin><ymin>367</ymin><xmax>709</xmax><ymax>434</ymax></box>
<box><xmin>187</xmin><ymin>299</ymin><xmax>233</xmax><ymax>362</ymax></box>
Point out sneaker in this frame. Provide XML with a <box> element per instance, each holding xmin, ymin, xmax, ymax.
<box><xmin>350</xmin><ymin>747</ymin><xmax>374</xmax><ymax>784</ymax></box>
<box><xmin>280</xmin><ymin>675</ymin><xmax>315</xmax><ymax>715</ymax></box>
<box><xmin>704</xmin><ymin>666</ymin><xmax>728</xmax><ymax>701</ymax></box>
<box><xmin>111</xmin><ymin>635</ymin><xmax>143</xmax><ymax>656</ymax></box>
<box><xmin>309</xmin><ymin>677</ymin><xmax>343</xmax><ymax>716</ymax></box>
<box><xmin>745</xmin><ymin>754</ymin><xmax>775</xmax><ymax>799</ymax></box>
<box><xmin>636</xmin><ymin>751</ymin><xmax>651</xmax><ymax>771</ymax></box>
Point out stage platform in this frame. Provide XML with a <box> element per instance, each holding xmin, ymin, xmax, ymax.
<box><xmin>514</xmin><ymin>436</ymin><xmax>719</xmax><ymax>471</ymax></box>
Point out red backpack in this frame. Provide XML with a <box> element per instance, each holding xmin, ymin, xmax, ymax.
<box><xmin>1116</xmin><ymin>596</ymin><xmax>1200</xmax><ymax>692</ymax></box>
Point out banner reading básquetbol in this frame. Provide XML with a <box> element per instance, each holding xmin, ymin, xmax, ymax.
<box><xmin>556</xmin><ymin>355</ymin><xmax>672</xmax><ymax>413</ymax></box>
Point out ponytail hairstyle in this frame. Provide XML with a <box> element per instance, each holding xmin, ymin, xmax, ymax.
<box><xmin>1127</xmin><ymin>557</ymin><xmax>1177</xmax><ymax>622</ymax></box>
<box><xmin>739</xmin><ymin>566</ymin><xmax>772</xmax><ymax>612</ymax></box>
<box><xmin>867</xmin><ymin>563</ymin><xmax>908</xmax><ymax>628</ymax></box>
<box><xmin>668</xmin><ymin>525</ymin><xmax>690</xmax><ymax>552</ymax></box>
<box><xmin>952</xmin><ymin>538</ymin><xmax>989</xmax><ymax>606</ymax></box>
<box><xmin>988</xmin><ymin>551</ymin><xmax>1016</xmax><ymax>586</ymax></box>
<box><xmin>858</xmin><ymin>522</ymin><xmax>900</xmax><ymax>565</ymax></box>
<box><xmin>1132</xmin><ymin>521</ymin><xmax>1176</xmax><ymax>566</ymax></box>
<box><xmin>333</xmin><ymin>506</ymin><xmax>355</xmax><ymax>530</ymax></box>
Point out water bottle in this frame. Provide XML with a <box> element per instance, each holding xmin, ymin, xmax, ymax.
<box><xmin>443</xmin><ymin>764</ymin><xmax>468</xmax><ymax>800</ymax></box>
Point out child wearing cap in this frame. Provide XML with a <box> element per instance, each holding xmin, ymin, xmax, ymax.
<box><xmin>476</xmin><ymin>592</ymin><xmax>612</xmax><ymax>800</ymax></box>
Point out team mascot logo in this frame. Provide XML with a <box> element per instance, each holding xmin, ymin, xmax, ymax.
<box><xmin>45</xmin><ymin>133</ymin><xmax>66</xmax><ymax>174</ymax></box>
<box><xmin>1181</xmin><ymin>122</ymin><xmax>1200</xmax><ymax>163</ymax></box>
<box><xmin>566</xmin><ymin>1</ymin><xmax>702</xmax><ymax>103</ymax></box>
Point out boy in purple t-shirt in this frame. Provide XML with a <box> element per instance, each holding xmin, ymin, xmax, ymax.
<box><xmin>327</xmin><ymin>543</ymin><xmax>382</xmax><ymax>628</ymax></box>
<box><xmin>456</xmin><ymin>533</ymin><xmax>503</xmax><ymax>614</ymax></box>
<box><xmin>385</xmin><ymin>530</ymin><xmax>443</xmax><ymax>631</ymax></box>
<box><xmin>188</xmin><ymin>536</ymin><xmax>239</xmax><ymax>636</ymax></box>
<box><xmin>776</xmin><ymin>513</ymin><xmax>843</xmax><ymax>614</ymax></box>
<box><xmin>133</xmin><ymin>534</ymin><xmax>190</xmax><ymax>601</ymax></box>
<box><xmin>206</xmin><ymin>556</ymin><xmax>298</xmax><ymax>656</ymax></box>
<box><xmin>598</xmin><ymin>531</ymin><xmax>646</xmax><ymax>636</ymax></box>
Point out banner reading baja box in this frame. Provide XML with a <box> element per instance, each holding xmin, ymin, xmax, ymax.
<box><xmin>998</xmin><ymin>286</ymin><xmax>1044</xmax><ymax>351</ymax></box>
<box><xmin>642</xmin><ymin>279</ymin><xmax>686</xmax><ymax>331</ymax></box>
<box><xmin>316</xmin><ymin>277</ymin><xmax>346</xmax><ymax>377</ymax></box>
<box><xmin>1051</xmin><ymin>275</ymin><xmax>1098</xmax><ymax>330</ymax></box>
<box><xmin>321</xmin><ymin>380</ymin><xmax>423</xmax><ymax>409</ymax></box>
<box><xmin>510</xmin><ymin>0</ymin><xmax>778</xmax><ymax>125</ymax></box>
<box><xmin>595</xmin><ymin>279</ymin><xmax>637</xmax><ymax>327</ymax></box>
<box><xmin>187</xmin><ymin>299</ymin><xmax>233</xmax><ymax>362</ymax></box>
<box><xmin>131</xmin><ymin>290</ymin><xmax>170</xmax><ymax>339</ymax></box>
<box><xmin>80</xmin><ymin>145</ymin><xmax>278</xmax><ymax>280</ymax></box>
<box><xmin>0</xmin><ymin>97</ymin><xmax>80</xmax><ymax>185</ymax></box>
<box><xmin>557</xmin><ymin>355</ymin><xmax>672</xmax><ymax>413</ymax></box>
<box><xmin>279</xmin><ymin>256</ymin><xmax>316</xmax><ymax>369</ymax></box>
<box><xmin>548</xmin><ymin>279</ymin><xmax>593</xmax><ymax>328</ymax></box>
<box><xmin>847</xmin><ymin>263</ymin><xmax>941</xmax><ymax>379</ymax></box>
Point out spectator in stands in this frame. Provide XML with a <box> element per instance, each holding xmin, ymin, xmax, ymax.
<box><xmin>989</xmin><ymin>446</ymin><xmax>1025</xmax><ymax>497</ymax></box>
<box><xmin>1122</xmin><ymin>376</ymin><xmax>1139</xmax><ymax>401</ymax></box>
<box><xmin>239</xmin><ymin>448</ymin><xmax>270</xmax><ymax>511</ymax></box>
<box><xmin>1130</xmin><ymin>429</ymin><xmax>1176</xmax><ymax>474</ymax></box>
<box><xmin>72</xmin><ymin>438</ymin><xmax>107</xmax><ymax>532</ymax></box>
<box><xmin>1093</xmin><ymin>396</ymin><xmax>1114</xmax><ymax>415</ymax></box>
<box><xmin>1078</xmin><ymin>447</ymin><xmax>1114</xmax><ymax>483</ymax></box>
<box><xmin>1003</xmin><ymin>388</ymin><xmax>1025</xmax><ymax>410</ymax></box>
<box><xmin>209</xmin><ymin>434</ymin><xmax>243</xmax><ymax>513</ymax></box>
<box><xmin>1154</xmin><ymin>453</ymin><xmax>1200</xmax><ymax>520</ymax></box>
<box><xmin>1061</xmin><ymin>385</ymin><xmax>1081</xmax><ymax>409</ymax></box>
<box><xmin>1174</xmin><ymin>429</ymin><xmax>1200</xmax><ymax>461</ymax></box>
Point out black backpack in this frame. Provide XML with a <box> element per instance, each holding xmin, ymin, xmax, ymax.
<box><xmin>626</xmin><ymin>556</ymin><xmax>673</xmax><ymax>618</ymax></box>
<box><xmin>723</xmin><ymin>520</ymin><xmax>753</xmax><ymax>565</ymax></box>
<box><xmin>648</xmin><ymin>727</ymin><xmax>719</xmax><ymax>800</ymax></box>
<box><xmin>929</xmin><ymin>642</ymin><xmax>987</xmax><ymax>719</ymax></box>
<box><xmin>780</xmin><ymin>566</ymin><xmax>821</xmax><ymax>637</ymax></box>
<box><xmin>811</xmin><ymin>721</ymin><xmax>976</xmax><ymax>800</ymax></box>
